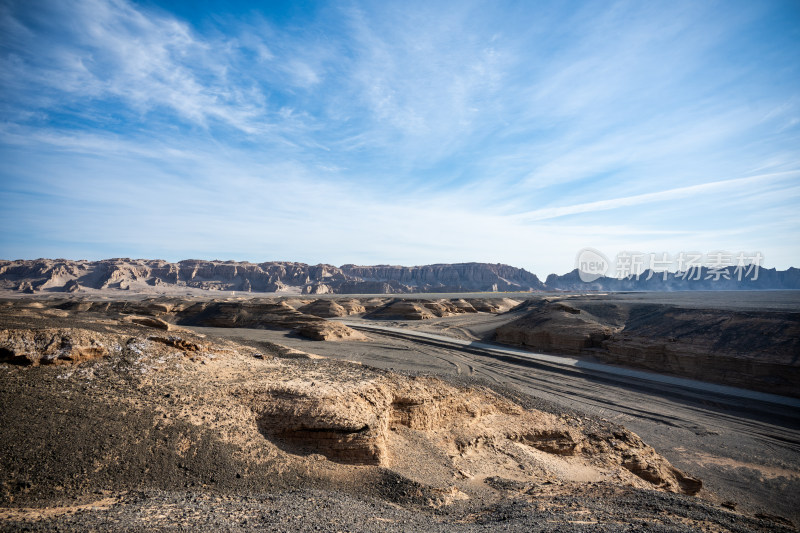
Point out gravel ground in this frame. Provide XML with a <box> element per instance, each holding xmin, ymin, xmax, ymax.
<box><xmin>2</xmin><ymin>298</ymin><xmax>798</xmax><ymax>532</ymax></box>
<box><xmin>3</xmin><ymin>486</ymin><xmax>794</xmax><ymax>532</ymax></box>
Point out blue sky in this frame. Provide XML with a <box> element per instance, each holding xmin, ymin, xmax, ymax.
<box><xmin>1</xmin><ymin>0</ymin><xmax>798</xmax><ymax>276</ymax></box>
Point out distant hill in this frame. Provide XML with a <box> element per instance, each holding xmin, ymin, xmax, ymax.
<box><xmin>1</xmin><ymin>258</ymin><xmax>797</xmax><ymax>294</ymax></box>
<box><xmin>545</xmin><ymin>267</ymin><xmax>800</xmax><ymax>291</ymax></box>
<box><xmin>0</xmin><ymin>259</ymin><xmax>545</xmax><ymax>294</ymax></box>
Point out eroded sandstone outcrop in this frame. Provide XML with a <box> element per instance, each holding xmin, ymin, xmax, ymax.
<box><xmin>125</xmin><ymin>315</ymin><xmax>172</xmax><ymax>330</ymax></box>
<box><xmin>494</xmin><ymin>300</ymin><xmax>621</xmax><ymax>355</ymax></box>
<box><xmin>365</xmin><ymin>298</ymin><xmax>521</xmax><ymax>320</ymax></box>
<box><xmin>292</xmin><ymin>321</ymin><xmax>367</xmax><ymax>341</ymax></box>
<box><xmin>299</xmin><ymin>299</ymin><xmax>356</xmax><ymax>318</ymax></box>
<box><xmin>494</xmin><ymin>299</ymin><xmax>800</xmax><ymax>397</ymax></box>
<box><xmin>246</xmin><ymin>371</ymin><xmax>701</xmax><ymax>494</ymax></box>
<box><xmin>0</xmin><ymin>259</ymin><xmax>545</xmax><ymax>294</ymax></box>
<box><xmin>170</xmin><ymin>300</ymin><xmax>365</xmax><ymax>342</ymax></box>
<box><xmin>0</xmin><ymin>328</ymin><xmax>111</xmax><ymax>366</ymax></box>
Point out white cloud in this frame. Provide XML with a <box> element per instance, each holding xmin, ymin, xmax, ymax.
<box><xmin>1</xmin><ymin>0</ymin><xmax>270</xmax><ymax>132</ymax></box>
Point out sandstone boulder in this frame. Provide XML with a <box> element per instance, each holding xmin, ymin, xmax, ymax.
<box><xmin>125</xmin><ymin>315</ymin><xmax>172</xmax><ymax>330</ymax></box>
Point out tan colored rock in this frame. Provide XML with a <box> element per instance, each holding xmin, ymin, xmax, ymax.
<box><xmin>298</xmin><ymin>299</ymin><xmax>349</xmax><ymax>318</ymax></box>
<box><xmin>126</xmin><ymin>315</ymin><xmax>172</xmax><ymax>330</ymax></box>
<box><xmin>293</xmin><ymin>321</ymin><xmax>366</xmax><ymax>341</ymax></box>
<box><xmin>17</xmin><ymin>281</ymin><xmax>35</xmax><ymax>294</ymax></box>
<box><xmin>247</xmin><ymin>371</ymin><xmax>700</xmax><ymax>494</ymax></box>
<box><xmin>255</xmin><ymin>341</ymin><xmax>323</xmax><ymax>360</ymax></box>
<box><xmin>367</xmin><ymin>300</ymin><xmax>437</xmax><ymax>320</ymax></box>
<box><xmin>367</xmin><ymin>297</ymin><xmax>527</xmax><ymax>320</ymax></box>
<box><xmin>148</xmin><ymin>335</ymin><xmax>205</xmax><ymax>352</ymax></box>
<box><xmin>299</xmin><ymin>298</ymin><xmax>367</xmax><ymax>318</ymax></box>
<box><xmin>0</xmin><ymin>328</ymin><xmax>110</xmax><ymax>365</ymax></box>
<box><xmin>494</xmin><ymin>301</ymin><xmax>619</xmax><ymax>355</ymax></box>
<box><xmin>337</xmin><ymin>298</ymin><xmax>366</xmax><ymax>315</ymax></box>
<box><xmin>362</xmin><ymin>298</ymin><xmax>391</xmax><ymax>312</ymax></box>
<box><xmin>64</xmin><ymin>279</ymin><xmax>81</xmax><ymax>293</ymax></box>
<box><xmin>302</xmin><ymin>283</ymin><xmax>332</xmax><ymax>295</ymax></box>
<box><xmin>0</xmin><ymin>259</ymin><xmax>547</xmax><ymax>294</ymax></box>
<box><xmin>467</xmin><ymin>297</ymin><xmax>521</xmax><ymax>313</ymax></box>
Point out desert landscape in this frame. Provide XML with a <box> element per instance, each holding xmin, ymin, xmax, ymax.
<box><xmin>1</xmin><ymin>280</ymin><xmax>798</xmax><ymax>531</ymax></box>
<box><xmin>3</xmin><ymin>0</ymin><xmax>799</xmax><ymax>530</ymax></box>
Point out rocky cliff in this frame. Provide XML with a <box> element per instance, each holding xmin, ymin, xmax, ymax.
<box><xmin>0</xmin><ymin>259</ymin><xmax>544</xmax><ymax>294</ymax></box>
<box><xmin>339</xmin><ymin>263</ymin><xmax>544</xmax><ymax>292</ymax></box>
<box><xmin>2</xmin><ymin>258</ymin><xmax>799</xmax><ymax>295</ymax></box>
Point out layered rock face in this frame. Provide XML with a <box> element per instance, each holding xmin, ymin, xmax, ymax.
<box><xmin>250</xmin><ymin>371</ymin><xmax>702</xmax><ymax>495</ymax></box>
<box><xmin>494</xmin><ymin>299</ymin><xmax>800</xmax><ymax>397</ymax></box>
<box><xmin>339</xmin><ymin>263</ymin><xmax>545</xmax><ymax>292</ymax></box>
<box><xmin>170</xmin><ymin>300</ymin><xmax>366</xmax><ymax>342</ymax></box>
<box><xmin>0</xmin><ymin>259</ymin><xmax>545</xmax><ymax>295</ymax></box>
<box><xmin>298</xmin><ymin>299</ymin><xmax>366</xmax><ymax>318</ymax></box>
<box><xmin>5</xmin><ymin>258</ymin><xmax>799</xmax><ymax>294</ymax></box>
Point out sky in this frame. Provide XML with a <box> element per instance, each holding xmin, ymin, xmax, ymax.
<box><xmin>1</xmin><ymin>0</ymin><xmax>799</xmax><ymax>277</ymax></box>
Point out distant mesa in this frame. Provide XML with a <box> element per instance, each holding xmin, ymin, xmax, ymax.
<box><xmin>546</xmin><ymin>267</ymin><xmax>800</xmax><ymax>291</ymax></box>
<box><xmin>0</xmin><ymin>259</ymin><xmax>545</xmax><ymax>295</ymax></box>
<box><xmin>0</xmin><ymin>258</ymin><xmax>798</xmax><ymax>295</ymax></box>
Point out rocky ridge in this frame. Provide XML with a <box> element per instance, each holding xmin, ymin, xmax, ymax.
<box><xmin>546</xmin><ymin>267</ymin><xmax>800</xmax><ymax>291</ymax></box>
<box><xmin>3</xmin><ymin>259</ymin><xmax>800</xmax><ymax>295</ymax></box>
<box><xmin>0</xmin><ymin>259</ymin><xmax>545</xmax><ymax>295</ymax></box>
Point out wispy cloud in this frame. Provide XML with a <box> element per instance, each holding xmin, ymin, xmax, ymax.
<box><xmin>516</xmin><ymin>171</ymin><xmax>800</xmax><ymax>222</ymax></box>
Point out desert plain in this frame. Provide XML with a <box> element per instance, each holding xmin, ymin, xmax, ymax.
<box><xmin>0</xmin><ymin>286</ymin><xmax>798</xmax><ymax>532</ymax></box>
